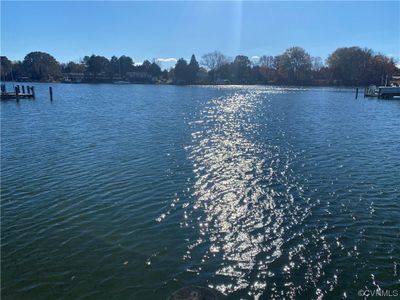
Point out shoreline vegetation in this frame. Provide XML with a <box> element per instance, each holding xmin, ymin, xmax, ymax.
<box><xmin>1</xmin><ymin>46</ymin><xmax>399</xmax><ymax>87</ymax></box>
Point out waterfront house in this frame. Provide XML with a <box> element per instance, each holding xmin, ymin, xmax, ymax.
<box><xmin>63</xmin><ymin>72</ymin><xmax>84</xmax><ymax>83</ymax></box>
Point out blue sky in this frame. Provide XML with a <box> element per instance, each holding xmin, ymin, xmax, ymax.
<box><xmin>1</xmin><ymin>1</ymin><xmax>399</xmax><ymax>69</ymax></box>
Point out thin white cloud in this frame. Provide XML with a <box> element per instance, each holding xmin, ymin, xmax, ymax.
<box><xmin>156</xmin><ymin>58</ymin><xmax>177</xmax><ymax>63</ymax></box>
<box><xmin>251</xmin><ymin>55</ymin><xmax>260</xmax><ymax>60</ymax></box>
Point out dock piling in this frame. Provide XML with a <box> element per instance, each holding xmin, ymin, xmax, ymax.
<box><xmin>49</xmin><ymin>87</ymin><xmax>53</xmax><ymax>101</ymax></box>
<box><xmin>15</xmin><ymin>87</ymin><xmax>20</xmax><ymax>101</ymax></box>
<box><xmin>355</xmin><ymin>88</ymin><xmax>359</xmax><ymax>99</ymax></box>
<box><xmin>1</xmin><ymin>84</ymin><xmax>36</xmax><ymax>101</ymax></box>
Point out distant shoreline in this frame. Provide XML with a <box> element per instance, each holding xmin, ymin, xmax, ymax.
<box><xmin>1</xmin><ymin>80</ymin><xmax>366</xmax><ymax>89</ymax></box>
<box><xmin>2</xmin><ymin>47</ymin><xmax>399</xmax><ymax>88</ymax></box>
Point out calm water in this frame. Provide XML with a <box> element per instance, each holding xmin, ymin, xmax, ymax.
<box><xmin>1</xmin><ymin>83</ymin><xmax>399</xmax><ymax>299</ymax></box>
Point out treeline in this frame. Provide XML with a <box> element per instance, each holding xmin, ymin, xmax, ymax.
<box><xmin>1</xmin><ymin>46</ymin><xmax>398</xmax><ymax>86</ymax></box>
<box><xmin>0</xmin><ymin>53</ymin><xmax>166</xmax><ymax>84</ymax></box>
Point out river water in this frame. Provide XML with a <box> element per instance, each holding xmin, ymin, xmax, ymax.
<box><xmin>1</xmin><ymin>83</ymin><xmax>399</xmax><ymax>299</ymax></box>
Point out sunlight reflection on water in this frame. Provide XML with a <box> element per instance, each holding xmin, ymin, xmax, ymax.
<box><xmin>185</xmin><ymin>87</ymin><xmax>334</xmax><ymax>298</ymax></box>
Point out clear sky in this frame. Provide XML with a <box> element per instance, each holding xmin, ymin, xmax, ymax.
<box><xmin>1</xmin><ymin>1</ymin><xmax>399</xmax><ymax>69</ymax></box>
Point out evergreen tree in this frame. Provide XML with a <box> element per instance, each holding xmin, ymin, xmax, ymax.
<box><xmin>1</xmin><ymin>56</ymin><xmax>12</xmax><ymax>80</ymax></box>
<box><xmin>174</xmin><ymin>58</ymin><xmax>188</xmax><ymax>84</ymax></box>
<box><xmin>22</xmin><ymin>51</ymin><xmax>61</xmax><ymax>81</ymax></box>
<box><xmin>187</xmin><ymin>54</ymin><xmax>199</xmax><ymax>84</ymax></box>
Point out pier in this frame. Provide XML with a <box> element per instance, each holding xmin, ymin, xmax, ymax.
<box><xmin>1</xmin><ymin>84</ymin><xmax>35</xmax><ymax>100</ymax></box>
<box><xmin>364</xmin><ymin>85</ymin><xmax>400</xmax><ymax>99</ymax></box>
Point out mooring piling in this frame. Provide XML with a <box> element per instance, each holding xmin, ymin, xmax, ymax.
<box><xmin>31</xmin><ymin>86</ymin><xmax>35</xmax><ymax>99</ymax></box>
<box><xmin>49</xmin><ymin>87</ymin><xmax>53</xmax><ymax>101</ymax></box>
<box><xmin>355</xmin><ymin>88</ymin><xmax>359</xmax><ymax>99</ymax></box>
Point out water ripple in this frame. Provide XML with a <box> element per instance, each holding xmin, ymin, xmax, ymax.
<box><xmin>183</xmin><ymin>86</ymin><xmax>400</xmax><ymax>299</ymax></box>
<box><xmin>2</xmin><ymin>84</ymin><xmax>399</xmax><ymax>299</ymax></box>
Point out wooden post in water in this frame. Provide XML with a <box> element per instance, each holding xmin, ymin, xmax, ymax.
<box><xmin>355</xmin><ymin>88</ymin><xmax>358</xmax><ymax>99</ymax></box>
<box><xmin>22</xmin><ymin>85</ymin><xmax>25</xmax><ymax>94</ymax></box>
<box><xmin>49</xmin><ymin>87</ymin><xmax>53</xmax><ymax>101</ymax></box>
<box><xmin>27</xmin><ymin>86</ymin><xmax>30</xmax><ymax>94</ymax></box>
<box><xmin>15</xmin><ymin>86</ymin><xmax>20</xmax><ymax>101</ymax></box>
<box><xmin>31</xmin><ymin>86</ymin><xmax>35</xmax><ymax>99</ymax></box>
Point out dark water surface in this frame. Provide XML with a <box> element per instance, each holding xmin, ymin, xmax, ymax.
<box><xmin>1</xmin><ymin>83</ymin><xmax>399</xmax><ymax>299</ymax></box>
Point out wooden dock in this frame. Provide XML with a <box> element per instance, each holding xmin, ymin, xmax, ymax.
<box><xmin>364</xmin><ymin>85</ymin><xmax>400</xmax><ymax>99</ymax></box>
<box><xmin>1</xmin><ymin>84</ymin><xmax>35</xmax><ymax>100</ymax></box>
<box><xmin>1</xmin><ymin>92</ymin><xmax>35</xmax><ymax>100</ymax></box>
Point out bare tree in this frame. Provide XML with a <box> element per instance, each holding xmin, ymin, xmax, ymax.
<box><xmin>311</xmin><ymin>56</ymin><xmax>324</xmax><ymax>71</ymax></box>
<box><xmin>201</xmin><ymin>51</ymin><xmax>228</xmax><ymax>82</ymax></box>
<box><xmin>258</xmin><ymin>55</ymin><xmax>275</xmax><ymax>68</ymax></box>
